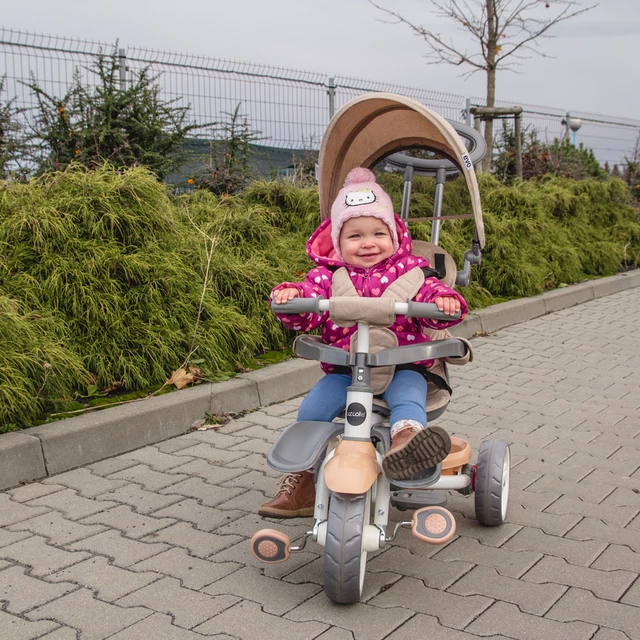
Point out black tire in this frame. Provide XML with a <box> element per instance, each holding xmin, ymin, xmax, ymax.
<box><xmin>323</xmin><ymin>492</ymin><xmax>369</xmax><ymax>604</ymax></box>
<box><xmin>475</xmin><ymin>440</ymin><xmax>510</xmax><ymax>526</ymax></box>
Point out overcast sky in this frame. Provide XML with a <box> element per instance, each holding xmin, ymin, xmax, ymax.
<box><xmin>2</xmin><ymin>0</ymin><xmax>638</xmax><ymax>121</ymax></box>
<box><xmin>2</xmin><ymin>0</ymin><xmax>639</xmax><ymax>162</ymax></box>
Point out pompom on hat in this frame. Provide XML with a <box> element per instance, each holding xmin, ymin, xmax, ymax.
<box><xmin>330</xmin><ymin>167</ymin><xmax>398</xmax><ymax>260</ymax></box>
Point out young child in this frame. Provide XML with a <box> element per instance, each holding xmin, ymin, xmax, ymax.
<box><xmin>259</xmin><ymin>167</ymin><xmax>467</xmax><ymax>518</ymax></box>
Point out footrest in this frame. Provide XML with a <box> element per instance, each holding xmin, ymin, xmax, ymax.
<box><xmin>250</xmin><ymin>529</ymin><xmax>291</xmax><ymax>563</ymax></box>
<box><xmin>411</xmin><ymin>506</ymin><xmax>456</xmax><ymax>544</ymax></box>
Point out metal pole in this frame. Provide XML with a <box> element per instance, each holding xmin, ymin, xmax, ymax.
<box><xmin>514</xmin><ymin>112</ymin><xmax>523</xmax><ymax>179</ymax></box>
<box><xmin>327</xmin><ymin>77</ymin><xmax>336</xmax><ymax>121</ymax></box>
<box><xmin>465</xmin><ymin>98</ymin><xmax>471</xmax><ymax>126</ymax></box>
<box><xmin>118</xmin><ymin>48</ymin><xmax>127</xmax><ymax>91</ymax></box>
<box><xmin>431</xmin><ymin>167</ymin><xmax>446</xmax><ymax>245</ymax></box>
<box><xmin>564</xmin><ymin>111</ymin><xmax>571</xmax><ymax>140</ymax></box>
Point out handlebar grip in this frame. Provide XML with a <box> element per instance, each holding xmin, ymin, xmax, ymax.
<box><xmin>406</xmin><ymin>301</ymin><xmax>461</xmax><ymax>322</ymax></box>
<box><xmin>271</xmin><ymin>296</ymin><xmax>326</xmax><ymax>314</ymax></box>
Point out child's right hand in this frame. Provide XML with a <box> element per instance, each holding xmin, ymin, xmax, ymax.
<box><xmin>273</xmin><ymin>287</ymin><xmax>300</xmax><ymax>304</ymax></box>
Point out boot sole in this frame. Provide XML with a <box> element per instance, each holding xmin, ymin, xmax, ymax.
<box><xmin>382</xmin><ymin>426</ymin><xmax>451</xmax><ymax>481</ymax></box>
<box><xmin>258</xmin><ymin>506</ymin><xmax>315</xmax><ymax>518</ymax></box>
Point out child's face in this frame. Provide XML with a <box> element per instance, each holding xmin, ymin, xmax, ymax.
<box><xmin>339</xmin><ymin>216</ymin><xmax>394</xmax><ymax>268</ymax></box>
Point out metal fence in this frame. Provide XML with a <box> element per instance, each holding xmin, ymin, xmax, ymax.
<box><xmin>1</xmin><ymin>26</ymin><xmax>638</xmax><ymax>170</ymax></box>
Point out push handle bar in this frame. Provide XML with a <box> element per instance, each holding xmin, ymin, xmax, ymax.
<box><xmin>271</xmin><ymin>296</ymin><xmax>461</xmax><ymax>323</ymax></box>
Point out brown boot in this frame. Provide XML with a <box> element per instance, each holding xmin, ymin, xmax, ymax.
<box><xmin>258</xmin><ymin>471</ymin><xmax>315</xmax><ymax>518</ymax></box>
<box><xmin>382</xmin><ymin>426</ymin><xmax>451</xmax><ymax>481</ymax></box>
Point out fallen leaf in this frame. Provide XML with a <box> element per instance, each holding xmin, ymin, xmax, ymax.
<box><xmin>167</xmin><ymin>367</ymin><xmax>196</xmax><ymax>389</ymax></box>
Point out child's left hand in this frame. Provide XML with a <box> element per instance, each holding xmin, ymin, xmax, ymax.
<box><xmin>434</xmin><ymin>296</ymin><xmax>461</xmax><ymax>316</ymax></box>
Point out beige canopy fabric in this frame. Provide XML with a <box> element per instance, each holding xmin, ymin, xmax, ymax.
<box><xmin>318</xmin><ymin>93</ymin><xmax>485</xmax><ymax>248</ymax></box>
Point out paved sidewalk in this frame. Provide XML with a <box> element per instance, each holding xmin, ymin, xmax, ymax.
<box><xmin>1</xmin><ymin>288</ymin><xmax>639</xmax><ymax>640</ymax></box>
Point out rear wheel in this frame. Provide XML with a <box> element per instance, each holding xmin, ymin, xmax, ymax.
<box><xmin>323</xmin><ymin>492</ymin><xmax>370</xmax><ymax>604</ymax></box>
<box><xmin>475</xmin><ymin>440</ymin><xmax>510</xmax><ymax>526</ymax></box>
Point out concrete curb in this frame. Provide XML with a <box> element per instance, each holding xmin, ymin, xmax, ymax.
<box><xmin>2</xmin><ymin>269</ymin><xmax>639</xmax><ymax>490</ymax></box>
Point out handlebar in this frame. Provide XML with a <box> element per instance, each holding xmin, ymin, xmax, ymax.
<box><xmin>271</xmin><ymin>296</ymin><xmax>461</xmax><ymax>323</ymax></box>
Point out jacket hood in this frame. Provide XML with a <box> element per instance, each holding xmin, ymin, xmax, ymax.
<box><xmin>306</xmin><ymin>214</ymin><xmax>414</xmax><ymax>271</ymax></box>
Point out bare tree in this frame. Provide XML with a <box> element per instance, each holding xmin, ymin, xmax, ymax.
<box><xmin>369</xmin><ymin>0</ymin><xmax>597</xmax><ymax>171</ymax></box>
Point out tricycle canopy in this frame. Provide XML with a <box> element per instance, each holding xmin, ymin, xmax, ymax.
<box><xmin>317</xmin><ymin>93</ymin><xmax>485</xmax><ymax>249</ymax></box>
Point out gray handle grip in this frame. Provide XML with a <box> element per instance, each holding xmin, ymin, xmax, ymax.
<box><xmin>406</xmin><ymin>301</ymin><xmax>461</xmax><ymax>322</ymax></box>
<box><xmin>271</xmin><ymin>296</ymin><xmax>326</xmax><ymax>314</ymax></box>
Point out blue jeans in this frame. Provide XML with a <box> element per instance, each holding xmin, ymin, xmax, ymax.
<box><xmin>298</xmin><ymin>369</ymin><xmax>427</xmax><ymax>427</ymax></box>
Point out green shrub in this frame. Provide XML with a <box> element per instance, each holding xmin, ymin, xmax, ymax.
<box><xmin>1</xmin><ymin>164</ymin><xmax>639</xmax><ymax>429</ymax></box>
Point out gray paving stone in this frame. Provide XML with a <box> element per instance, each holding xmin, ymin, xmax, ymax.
<box><xmin>165</xmin><ymin>458</ymin><xmax>248</xmax><ymax>486</ymax></box>
<box><xmin>448</xmin><ymin>564</ymin><xmax>567</xmax><ymax>614</ymax></box>
<box><xmin>116</xmin><ymin>576</ymin><xmax>240</xmax><ymax>629</ymax></box>
<box><xmin>314</xmin><ymin>627</ymin><xmax>356</xmax><ymax>640</ymax></box>
<box><xmin>67</xmin><ymin>530</ymin><xmax>169</xmax><ymax>567</ymax></box>
<box><xmin>117</xmin><ymin>446</ymin><xmax>195</xmax><ymax>471</ymax></box>
<box><xmin>0</xmin><ymin>564</ymin><xmax>76</xmax><ymax>614</ymax></box>
<box><xmin>504</xmin><ymin>501</ymin><xmax>582</xmax><ymax>536</ymax></box>
<box><xmin>590</xmin><ymin>629</ymin><xmax>635</xmax><ymax>640</ymax></box>
<box><xmin>142</xmin><ymin>522</ymin><xmax>243</xmax><ymax>558</ymax></box>
<box><xmin>592</xmin><ymin>545</ymin><xmax>640</xmax><ymax>574</ymax></box>
<box><xmin>366</xmin><ymin>545</ymin><xmax>473</xmax><ymax>588</ymax></box>
<box><xmin>43</xmin><ymin>468</ymin><xmax>129</xmax><ymax>497</ymax></box>
<box><xmin>7</xmin><ymin>483</ymin><xmax>64</xmax><ymax>503</ymax></box>
<box><xmin>0</xmin><ymin>494</ymin><xmax>50</xmax><ymax>527</ymax></box>
<box><xmin>38</xmin><ymin>627</ymin><xmax>79</xmax><ymax>640</ymax></box>
<box><xmin>286</xmin><ymin>591</ymin><xmax>415</xmax><ymax>640</ymax></box>
<box><xmin>521</xmin><ymin>555</ymin><xmax>636</xmax><ymax>601</ymax></box>
<box><xmin>1</xmin><ymin>535</ymin><xmax>91</xmax><ymax>576</ymax></box>
<box><xmin>107</xmin><ymin>464</ymin><xmax>189</xmax><ymax>491</ymax></box>
<box><xmin>129</xmin><ymin>547</ymin><xmax>241</xmax><ymax>589</ymax></box>
<box><xmin>0</xmin><ymin>610</ymin><xmax>58</xmax><ymax>640</ymax></box>
<box><xmin>27</xmin><ymin>587</ymin><xmax>151</xmax><ymax>639</ymax></box>
<box><xmin>178</xmin><ymin>428</ymin><xmax>249</xmax><ymax>449</ymax></box>
<box><xmin>80</xmin><ymin>505</ymin><xmax>176</xmax><ymax>539</ymax></box>
<box><xmin>502</xmin><ymin>527</ymin><xmax>607</xmax><ymax>566</ymax></box>
<box><xmin>0</xmin><ymin>528</ymin><xmax>31</xmax><ymax>548</ymax></box>
<box><xmin>204</xmin><ymin>565</ymin><xmax>321</xmax><ymax>616</ymax></box>
<box><xmin>466</xmin><ymin>600</ymin><xmax>597</xmax><ymax>640</ymax></box>
<box><xmin>621</xmin><ymin>579</ymin><xmax>640</xmax><ymax>607</ymax></box>
<box><xmin>157</xmin><ymin>476</ymin><xmax>244</xmax><ymax>507</ymax></box>
<box><xmin>360</xmin><ymin>570</ymin><xmax>404</xmax><ymax>602</ymax></box>
<box><xmin>9</xmin><ymin>511</ymin><xmax>107</xmax><ymax>545</ymax></box>
<box><xmin>385</xmin><ymin>613</ymin><xmax>513</xmax><ymax>640</ymax></box>
<box><xmin>368</xmin><ymin>576</ymin><xmax>492</xmax><ymax>629</ymax></box>
<box><xmin>566</xmin><ymin>517</ymin><xmax>640</xmax><ymax>552</ymax></box>
<box><xmin>526</xmin><ymin>474</ymin><xmax>615</xmax><ymax>503</ymax></box>
<box><xmin>544</xmin><ymin>494</ymin><xmax>639</xmax><ymax>527</ymax></box>
<box><xmin>195</xmin><ymin>600</ymin><xmax>328</xmax><ymax>639</ymax></box>
<box><xmin>27</xmin><ymin>488</ymin><xmax>118</xmax><ymax>520</ymax></box>
<box><xmin>151</xmin><ymin>498</ymin><xmax>245</xmax><ymax>531</ymax></box>
<box><xmin>47</xmin><ymin>555</ymin><xmax>159</xmax><ymax>602</ymax></box>
<box><xmin>547</xmin><ymin>587</ymin><xmax>640</xmax><ymax>639</ymax></box>
<box><xmin>163</xmin><ymin>442</ymin><xmax>249</xmax><ymax>464</ymax></box>
<box><xmin>99</xmin><ymin>484</ymin><xmax>184</xmax><ymax>515</ymax></box>
<box><xmin>86</xmin><ymin>457</ymin><xmax>140</xmax><ymax>477</ymax></box>
<box><xmin>106</xmin><ymin>612</ymin><xmax>217</xmax><ymax>639</ymax></box>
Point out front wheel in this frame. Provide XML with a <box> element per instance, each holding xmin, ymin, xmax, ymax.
<box><xmin>323</xmin><ymin>492</ymin><xmax>370</xmax><ymax>604</ymax></box>
<box><xmin>475</xmin><ymin>440</ymin><xmax>510</xmax><ymax>526</ymax></box>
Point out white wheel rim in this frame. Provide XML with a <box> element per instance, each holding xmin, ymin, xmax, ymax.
<box><xmin>500</xmin><ymin>448</ymin><xmax>510</xmax><ymax>520</ymax></box>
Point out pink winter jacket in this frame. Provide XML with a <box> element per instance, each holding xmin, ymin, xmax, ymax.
<box><xmin>272</xmin><ymin>214</ymin><xmax>468</xmax><ymax>374</ymax></box>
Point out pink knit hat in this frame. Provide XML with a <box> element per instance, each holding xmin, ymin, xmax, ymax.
<box><xmin>330</xmin><ymin>167</ymin><xmax>398</xmax><ymax>260</ymax></box>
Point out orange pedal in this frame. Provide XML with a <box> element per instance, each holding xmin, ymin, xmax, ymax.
<box><xmin>250</xmin><ymin>529</ymin><xmax>291</xmax><ymax>563</ymax></box>
<box><xmin>411</xmin><ymin>506</ymin><xmax>456</xmax><ymax>544</ymax></box>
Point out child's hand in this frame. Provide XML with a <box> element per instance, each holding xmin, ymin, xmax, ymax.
<box><xmin>434</xmin><ymin>296</ymin><xmax>461</xmax><ymax>316</ymax></box>
<box><xmin>273</xmin><ymin>287</ymin><xmax>300</xmax><ymax>304</ymax></box>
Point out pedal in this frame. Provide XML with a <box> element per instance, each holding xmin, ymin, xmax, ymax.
<box><xmin>411</xmin><ymin>506</ymin><xmax>456</xmax><ymax>544</ymax></box>
<box><xmin>250</xmin><ymin>529</ymin><xmax>291</xmax><ymax>563</ymax></box>
<box><xmin>391</xmin><ymin>490</ymin><xmax>447</xmax><ymax>511</ymax></box>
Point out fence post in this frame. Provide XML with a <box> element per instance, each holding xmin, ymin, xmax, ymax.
<box><xmin>465</xmin><ymin>97</ymin><xmax>471</xmax><ymax>126</ymax></box>
<box><xmin>514</xmin><ymin>111</ymin><xmax>523</xmax><ymax>179</ymax></box>
<box><xmin>118</xmin><ymin>48</ymin><xmax>127</xmax><ymax>91</ymax></box>
<box><xmin>327</xmin><ymin>77</ymin><xmax>336</xmax><ymax>121</ymax></box>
